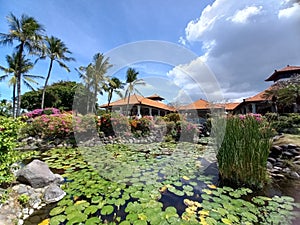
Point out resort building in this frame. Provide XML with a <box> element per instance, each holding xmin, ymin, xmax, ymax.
<box><xmin>100</xmin><ymin>94</ymin><xmax>175</xmax><ymax>116</ymax></box>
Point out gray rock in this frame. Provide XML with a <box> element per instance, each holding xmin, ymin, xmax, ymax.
<box><xmin>290</xmin><ymin>171</ymin><xmax>300</xmax><ymax>179</ymax></box>
<box><xmin>267</xmin><ymin>161</ymin><xmax>273</xmax><ymax>169</ymax></box>
<box><xmin>288</xmin><ymin>144</ymin><xmax>297</xmax><ymax>149</ymax></box>
<box><xmin>282</xmin><ymin>151</ymin><xmax>293</xmax><ymax>159</ymax></box>
<box><xmin>54</xmin><ymin>174</ymin><xmax>65</xmax><ymax>185</ymax></box>
<box><xmin>267</xmin><ymin>157</ymin><xmax>276</xmax><ymax>164</ymax></box>
<box><xmin>16</xmin><ymin>160</ymin><xmax>57</xmax><ymax>188</ymax></box>
<box><xmin>271</xmin><ymin>145</ymin><xmax>283</xmax><ymax>155</ymax></box>
<box><xmin>272</xmin><ymin>173</ymin><xmax>285</xmax><ymax>179</ymax></box>
<box><xmin>43</xmin><ymin>184</ymin><xmax>66</xmax><ymax>204</ymax></box>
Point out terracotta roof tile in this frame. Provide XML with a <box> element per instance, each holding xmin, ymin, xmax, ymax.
<box><xmin>245</xmin><ymin>86</ymin><xmax>274</xmax><ymax>102</ymax></box>
<box><xmin>100</xmin><ymin>94</ymin><xmax>175</xmax><ymax>111</ymax></box>
<box><xmin>265</xmin><ymin>65</ymin><xmax>300</xmax><ymax>81</ymax></box>
<box><xmin>179</xmin><ymin>99</ymin><xmax>210</xmax><ymax>110</ymax></box>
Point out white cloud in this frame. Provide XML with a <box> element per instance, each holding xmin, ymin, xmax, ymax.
<box><xmin>230</xmin><ymin>6</ymin><xmax>262</xmax><ymax>24</ymax></box>
<box><xmin>278</xmin><ymin>3</ymin><xmax>300</xmax><ymax>19</ymax></box>
<box><xmin>172</xmin><ymin>0</ymin><xmax>300</xmax><ymax>102</ymax></box>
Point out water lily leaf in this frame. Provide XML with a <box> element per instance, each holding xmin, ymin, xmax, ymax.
<box><xmin>85</xmin><ymin>217</ymin><xmax>101</xmax><ymax>225</ymax></box>
<box><xmin>221</xmin><ymin>218</ymin><xmax>232</xmax><ymax>225</ymax></box>
<box><xmin>49</xmin><ymin>215</ymin><xmax>66</xmax><ymax>225</ymax></box>
<box><xmin>84</xmin><ymin>205</ymin><xmax>98</xmax><ymax>215</ymax></box>
<box><xmin>50</xmin><ymin>206</ymin><xmax>65</xmax><ymax>216</ymax></box>
<box><xmin>66</xmin><ymin>212</ymin><xmax>87</xmax><ymax>224</ymax></box>
<box><xmin>119</xmin><ymin>221</ymin><xmax>131</xmax><ymax>225</ymax></box>
<box><xmin>133</xmin><ymin>220</ymin><xmax>147</xmax><ymax>225</ymax></box>
<box><xmin>101</xmin><ymin>205</ymin><xmax>114</xmax><ymax>215</ymax></box>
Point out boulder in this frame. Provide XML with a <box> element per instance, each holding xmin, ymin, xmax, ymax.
<box><xmin>16</xmin><ymin>160</ymin><xmax>57</xmax><ymax>188</ymax></box>
<box><xmin>43</xmin><ymin>183</ymin><xmax>66</xmax><ymax>204</ymax></box>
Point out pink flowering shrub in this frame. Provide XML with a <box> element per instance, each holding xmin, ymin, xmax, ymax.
<box><xmin>24</xmin><ymin>108</ymin><xmax>60</xmax><ymax>119</ymax></box>
<box><xmin>175</xmin><ymin>120</ymin><xmax>199</xmax><ymax>142</ymax></box>
<box><xmin>23</xmin><ymin>113</ymin><xmax>73</xmax><ymax>139</ymax></box>
<box><xmin>130</xmin><ymin>116</ymin><xmax>154</xmax><ymax>136</ymax></box>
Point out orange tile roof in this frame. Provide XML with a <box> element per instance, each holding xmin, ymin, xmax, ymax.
<box><xmin>179</xmin><ymin>99</ymin><xmax>210</xmax><ymax>110</ymax></box>
<box><xmin>245</xmin><ymin>86</ymin><xmax>274</xmax><ymax>102</ymax></box>
<box><xmin>100</xmin><ymin>94</ymin><xmax>175</xmax><ymax>111</ymax></box>
<box><xmin>146</xmin><ymin>94</ymin><xmax>165</xmax><ymax>101</ymax></box>
<box><xmin>223</xmin><ymin>102</ymin><xmax>240</xmax><ymax>110</ymax></box>
<box><xmin>265</xmin><ymin>65</ymin><xmax>300</xmax><ymax>81</ymax></box>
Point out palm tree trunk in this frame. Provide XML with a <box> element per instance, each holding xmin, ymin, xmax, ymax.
<box><xmin>16</xmin><ymin>44</ymin><xmax>24</xmax><ymax>117</ymax></box>
<box><xmin>107</xmin><ymin>90</ymin><xmax>112</xmax><ymax>112</ymax></box>
<box><xmin>41</xmin><ymin>59</ymin><xmax>53</xmax><ymax>109</ymax></box>
<box><xmin>12</xmin><ymin>82</ymin><xmax>16</xmax><ymax>118</ymax></box>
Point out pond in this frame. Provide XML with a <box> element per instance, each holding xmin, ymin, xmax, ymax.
<box><xmin>24</xmin><ymin>143</ymin><xmax>300</xmax><ymax>225</ymax></box>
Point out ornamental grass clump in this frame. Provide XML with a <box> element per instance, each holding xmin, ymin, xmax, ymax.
<box><xmin>216</xmin><ymin>114</ymin><xmax>274</xmax><ymax>188</ymax></box>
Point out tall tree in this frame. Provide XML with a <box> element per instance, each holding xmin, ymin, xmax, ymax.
<box><xmin>0</xmin><ymin>53</ymin><xmax>43</xmax><ymax>117</ymax></box>
<box><xmin>103</xmin><ymin>77</ymin><xmax>124</xmax><ymax>112</ymax></box>
<box><xmin>124</xmin><ymin>68</ymin><xmax>145</xmax><ymax>116</ymax></box>
<box><xmin>0</xmin><ymin>13</ymin><xmax>44</xmax><ymax>116</ymax></box>
<box><xmin>78</xmin><ymin>53</ymin><xmax>112</xmax><ymax>113</ymax></box>
<box><xmin>37</xmin><ymin>36</ymin><xmax>75</xmax><ymax>109</ymax></box>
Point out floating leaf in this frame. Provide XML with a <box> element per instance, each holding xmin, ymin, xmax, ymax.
<box><xmin>101</xmin><ymin>205</ymin><xmax>114</xmax><ymax>215</ymax></box>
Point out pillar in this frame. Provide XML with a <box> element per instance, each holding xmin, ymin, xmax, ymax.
<box><xmin>251</xmin><ymin>103</ymin><xmax>256</xmax><ymax>114</ymax></box>
<box><xmin>149</xmin><ymin>108</ymin><xmax>152</xmax><ymax>116</ymax></box>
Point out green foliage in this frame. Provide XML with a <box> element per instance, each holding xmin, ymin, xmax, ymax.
<box><xmin>18</xmin><ymin>193</ymin><xmax>30</xmax><ymax>206</ymax></box>
<box><xmin>21</xmin><ymin>81</ymin><xmax>91</xmax><ymax>112</ymax></box>
<box><xmin>214</xmin><ymin>114</ymin><xmax>273</xmax><ymax>188</ymax></box>
<box><xmin>266</xmin><ymin>113</ymin><xmax>300</xmax><ymax>134</ymax></box>
<box><xmin>0</xmin><ymin>116</ymin><xmax>25</xmax><ymax>183</ymax></box>
<box><xmin>21</xmin><ymin>112</ymin><xmax>73</xmax><ymax>139</ymax></box>
<box><xmin>0</xmin><ymin>99</ymin><xmax>12</xmax><ymax>117</ymax></box>
<box><xmin>163</xmin><ymin>113</ymin><xmax>181</xmax><ymax>123</ymax></box>
<box><xmin>130</xmin><ymin>116</ymin><xmax>154</xmax><ymax>137</ymax></box>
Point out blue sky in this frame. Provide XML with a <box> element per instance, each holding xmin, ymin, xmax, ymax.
<box><xmin>1</xmin><ymin>0</ymin><xmax>300</xmax><ymax>105</ymax></box>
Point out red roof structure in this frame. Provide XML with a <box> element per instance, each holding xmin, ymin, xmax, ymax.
<box><xmin>178</xmin><ymin>99</ymin><xmax>210</xmax><ymax>110</ymax></box>
<box><xmin>265</xmin><ymin>65</ymin><xmax>300</xmax><ymax>82</ymax></box>
<box><xmin>100</xmin><ymin>94</ymin><xmax>175</xmax><ymax>112</ymax></box>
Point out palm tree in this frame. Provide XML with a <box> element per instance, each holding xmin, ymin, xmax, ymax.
<box><xmin>103</xmin><ymin>77</ymin><xmax>124</xmax><ymax>112</ymax></box>
<box><xmin>76</xmin><ymin>64</ymin><xmax>94</xmax><ymax>113</ymax></box>
<box><xmin>124</xmin><ymin>68</ymin><xmax>146</xmax><ymax>116</ymax></box>
<box><xmin>37</xmin><ymin>36</ymin><xmax>75</xmax><ymax>109</ymax></box>
<box><xmin>0</xmin><ymin>53</ymin><xmax>44</xmax><ymax>117</ymax></box>
<box><xmin>0</xmin><ymin>13</ymin><xmax>44</xmax><ymax>116</ymax></box>
<box><xmin>79</xmin><ymin>53</ymin><xmax>112</xmax><ymax>113</ymax></box>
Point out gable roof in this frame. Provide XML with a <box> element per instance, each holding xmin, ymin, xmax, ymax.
<box><xmin>265</xmin><ymin>65</ymin><xmax>300</xmax><ymax>82</ymax></box>
<box><xmin>179</xmin><ymin>99</ymin><xmax>210</xmax><ymax>110</ymax></box>
<box><xmin>146</xmin><ymin>94</ymin><xmax>165</xmax><ymax>101</ymax></box>
<box><xmin>223</xmin><ymin>102</ymin><xmax>240</xmax><ymax>111</ymax></box>
<box><xmin>100</xmin><ymin>94</ymin><xmax>175</xmax><ymax>111</ymax></box>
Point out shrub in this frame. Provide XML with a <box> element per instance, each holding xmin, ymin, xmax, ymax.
<box><xmin>24</xmin><ymin>108</ymin><xmax>60</xmax><ymax>119</ymax></box>
<box><xmin>130</xmin><ymin>116</ymin><xmax>154</xmax><ymax>137</ymax></box>
<box><xmin>175</xmin><ymin>120</ymin><xmax>199</xmax><ymax>142</ymax></box>
<box><xmin>163</xmin><ymin>113</ymin><xmax>181</xmax><ymax>123</ymax></box>
<box><xmin>0</xmin><ymin>116</ymin><xmax>25</xmax><ymax>184</ymax></box>
<box><xmin>214</xmin><ymin>114</ymin><xmax>273</xmax><ymax>188</ymax></box>
<box><xmin>23</xmin><ymin>113</ymin><xmax>73</xmax><ymax>139</ymax></box>
<box><xmin>266</xmin><ymin>113</ymin><xmax>300</xmax><ymax>134</ymax></box>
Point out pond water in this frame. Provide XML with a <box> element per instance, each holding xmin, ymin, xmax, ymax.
<box><xmin>22</xmin><ymin>143</ymin><xmax>300</xmax><ymax>224</ymax></box>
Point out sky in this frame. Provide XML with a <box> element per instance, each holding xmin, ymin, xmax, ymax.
<box><xmin>0</xmin><ymin>0</ymin><xmax>300</xmax><ymax>106</ymax></box>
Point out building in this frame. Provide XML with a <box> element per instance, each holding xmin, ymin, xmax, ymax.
<box><xmin>100</xmin><ymin>94</ymin><xmax>175</xmax><ymax>116</ymax></box>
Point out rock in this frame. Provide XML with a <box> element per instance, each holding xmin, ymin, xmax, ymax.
<box><xmin>54</xmin><ymin>174</ymin><xmax>65</xmax><ymax>185</ymax></box>
<box><xmin>267</xmin><ymin>157</ymin><xmax>276</xmax><ymax>164</ymax></box>
<box><xmin>272</xmin><ymin>173</ymin><xmax>285</xmax><ymax>179</ymax></box>
<box><xmin>43</xmin><ymin>184</ymin><xmax>66</xmax><ymax>204</ymax></box>
<box><xmin>282</xmin><ymin>151</ymin><xmax>294</xmax><ymax>159</ymax></box>
<box><xmin>16</xmin><ymin>160</ymin><xmax>57</xmax><ymax>188</ymax></box>
<box><xmin>267</xmin><ymin>161</ymin><xmax>273</xmax><ymax>169</ymax></box>
<box><xmin>290</xmin><ymin>171</ymin><xmax>300</xmax><ymax>179</ymax></box>
<box><xmin>282</xmin><ymin>167</ymin><xmax>291</xmax><ymax>173</ymax></box>
<box><xmin>271</xmin><ymin>145</ymin><xmax>283</xmax><ymax>156</ymax></box>
<box><xmin>288</xmin><ymin>149</ymin><xmax>300</xmax><ymax>156</ymax></box>
<box><xmin>288</xmin><ymin>144</ymin><xmax>298</xmax><ymax>149</ymax></box>
<box><xmin>280</xmin><ymin>144</ymin><xmax>289</xmax><ymax>150</ymax></box>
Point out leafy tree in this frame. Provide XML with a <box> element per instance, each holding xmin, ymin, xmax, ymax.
<box><xmin>0</xmin><ymin>13</ymin><xmax>44</xmax><ymax>116</ymax></box>
<box><xmin>0</xmin><ymin>99</ymin><xmax>12</xmax><ymax>117</ymax></box>
<box><xmin>37</xmin><ymin>36</ymin><xmax>75</xmax><ymax>109</ymax></box>
<box><xmin>103</xmin><ymin>77</ymin><xmax>124</xmax><ymax>112</ymax></box>
<box><xmin>21</xmin><ymin>81</ymin><xmax>91</xmax><ymax>112</ymax></box>
<box><xmin>124</xmin><ymin>68</ymin><xmax>145</xmax><ymax>116</ymax></box>
<box><xmin>265</xmin><ymin>75</ymin><xmax>300</xmax><ymax>113</ymax></box>
<box><xmin>0</xmin><ymin>53</ymin><xmax>43</xmax><ymax>117</ymax></box>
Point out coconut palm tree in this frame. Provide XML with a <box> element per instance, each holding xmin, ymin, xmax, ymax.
<box><xmin>37</xmin><ymin>36</ymin><xmax>75</xmax><ymax>109</ymax></box>
<box><xmin>0</xmin><ymin>53</ymin><xmax>44</xmax><ymax>117</ymax></box>
<box><xmin>76</xmin><ymin>63</ymin><xmax>94</xmax><ymax>113</ymax></box>
<box><xmin>124</xmin><ymin>68</ymin><xmax>145</xmax><ymax>116</ymax></box>
<box><xmin>103</xmin><ymin>77</ymin><xmax>124</xmax><ymax>112</ymax></box>
<box><xmin>0</xmin><ymin>13</ymin><xmax>44</xmax><ymax>116</ymax></box>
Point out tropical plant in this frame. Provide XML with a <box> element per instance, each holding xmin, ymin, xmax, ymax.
<box><xmin>214</xmin><ymin>114</ymin><xmax>273</xmax><ymax>188</ymax></box>
<box><xmin>0</xmin><ymin>99</ymin><xmax>12</xmax><ymax>117</ymax></box>
<box><xmin>124</xmin><ymin>68</ymin><xmax>145</xmax><ymax>116</ymax></box>
<box><xmin>36</xmin><ymin>36</ymin><xmax>75</xmax><ymax>109</ymax></box>
<box><xmin>0</xmin><ymin>53</ymin><xmax>44</xmax><ymax>117</ymax></box>
<box><xmin>103</xmin><ymin>77</ymin><xmax>124</xmax><ymax>112</ymax></box>
<box><xmin>21</xmin><ymin>81</ymin><xmax>90</xmax><ymax>112</ymax></box>
<box><xmin>0</xmin><ymin>13</ymin><xmax>44</xmax><ymax>116</ymax></box>
<box><xmin>77</xmin><ymin>53</ymin><xmax>112</xmax><ymax>113</ymax></box>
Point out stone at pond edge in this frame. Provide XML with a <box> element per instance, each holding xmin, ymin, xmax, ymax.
<box><xmin>43</xmin><ymin>183</ymin><xmax>66</xmax><ymax>204</ymax></box>
<box><xmin>16</xmin><ymin>160</ymin><xmax>57</xmax><ymax>188</ymax></box>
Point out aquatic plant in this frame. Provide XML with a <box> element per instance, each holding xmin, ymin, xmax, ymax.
<box><xmin>214</xmin><ymin>114</ymin><xmax>273</xmax><ymax>188</ymax></box>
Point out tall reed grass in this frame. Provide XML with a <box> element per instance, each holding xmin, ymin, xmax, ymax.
<box><xmin>213</xmin><ymin>114</ymin><xmax>273</xmax><ymax>188</ymax></box>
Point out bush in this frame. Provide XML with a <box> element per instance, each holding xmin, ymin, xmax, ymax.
<box><xmin>130</xmin><ymin>116</ymin><xmax>154</xmax><ymax>137</ymax></box>
<box><xmin>23</xmin><ymin>112</ymin><xmax>73</xmax><ymax>139</ymax></box>
<box><xmin>24</xmin><ymin>108</ymin><xmax>60</xmax><ymax>119</ymax></box>
<box><xmin>214</xmin><ymin>114</ymin><xmax>273</xmax><ymax>188</ymax></box>
<box><xmin>163</xmin><ymin>113</ymin><xmax>181</xmax><ymax>123</ymax></box>
<box><xmin>0</xmin><ymin>116</ymin><xmax>25</xmax><ymax>184</ymax></box>
<box><xmin>175</xmin><ymin>120</ymin><xmax>199</xmax><ymax>142</ymax></box>
<box><xmin>266</xmin><ymin>113</ymin><xmax>300</xmax><ymax>134</ymax></box>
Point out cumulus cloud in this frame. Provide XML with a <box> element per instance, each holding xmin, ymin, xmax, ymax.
<box><xmin>176</xmin><ymin>0</ymin><xmax>300</xmax><ymax>102</ymax></box>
